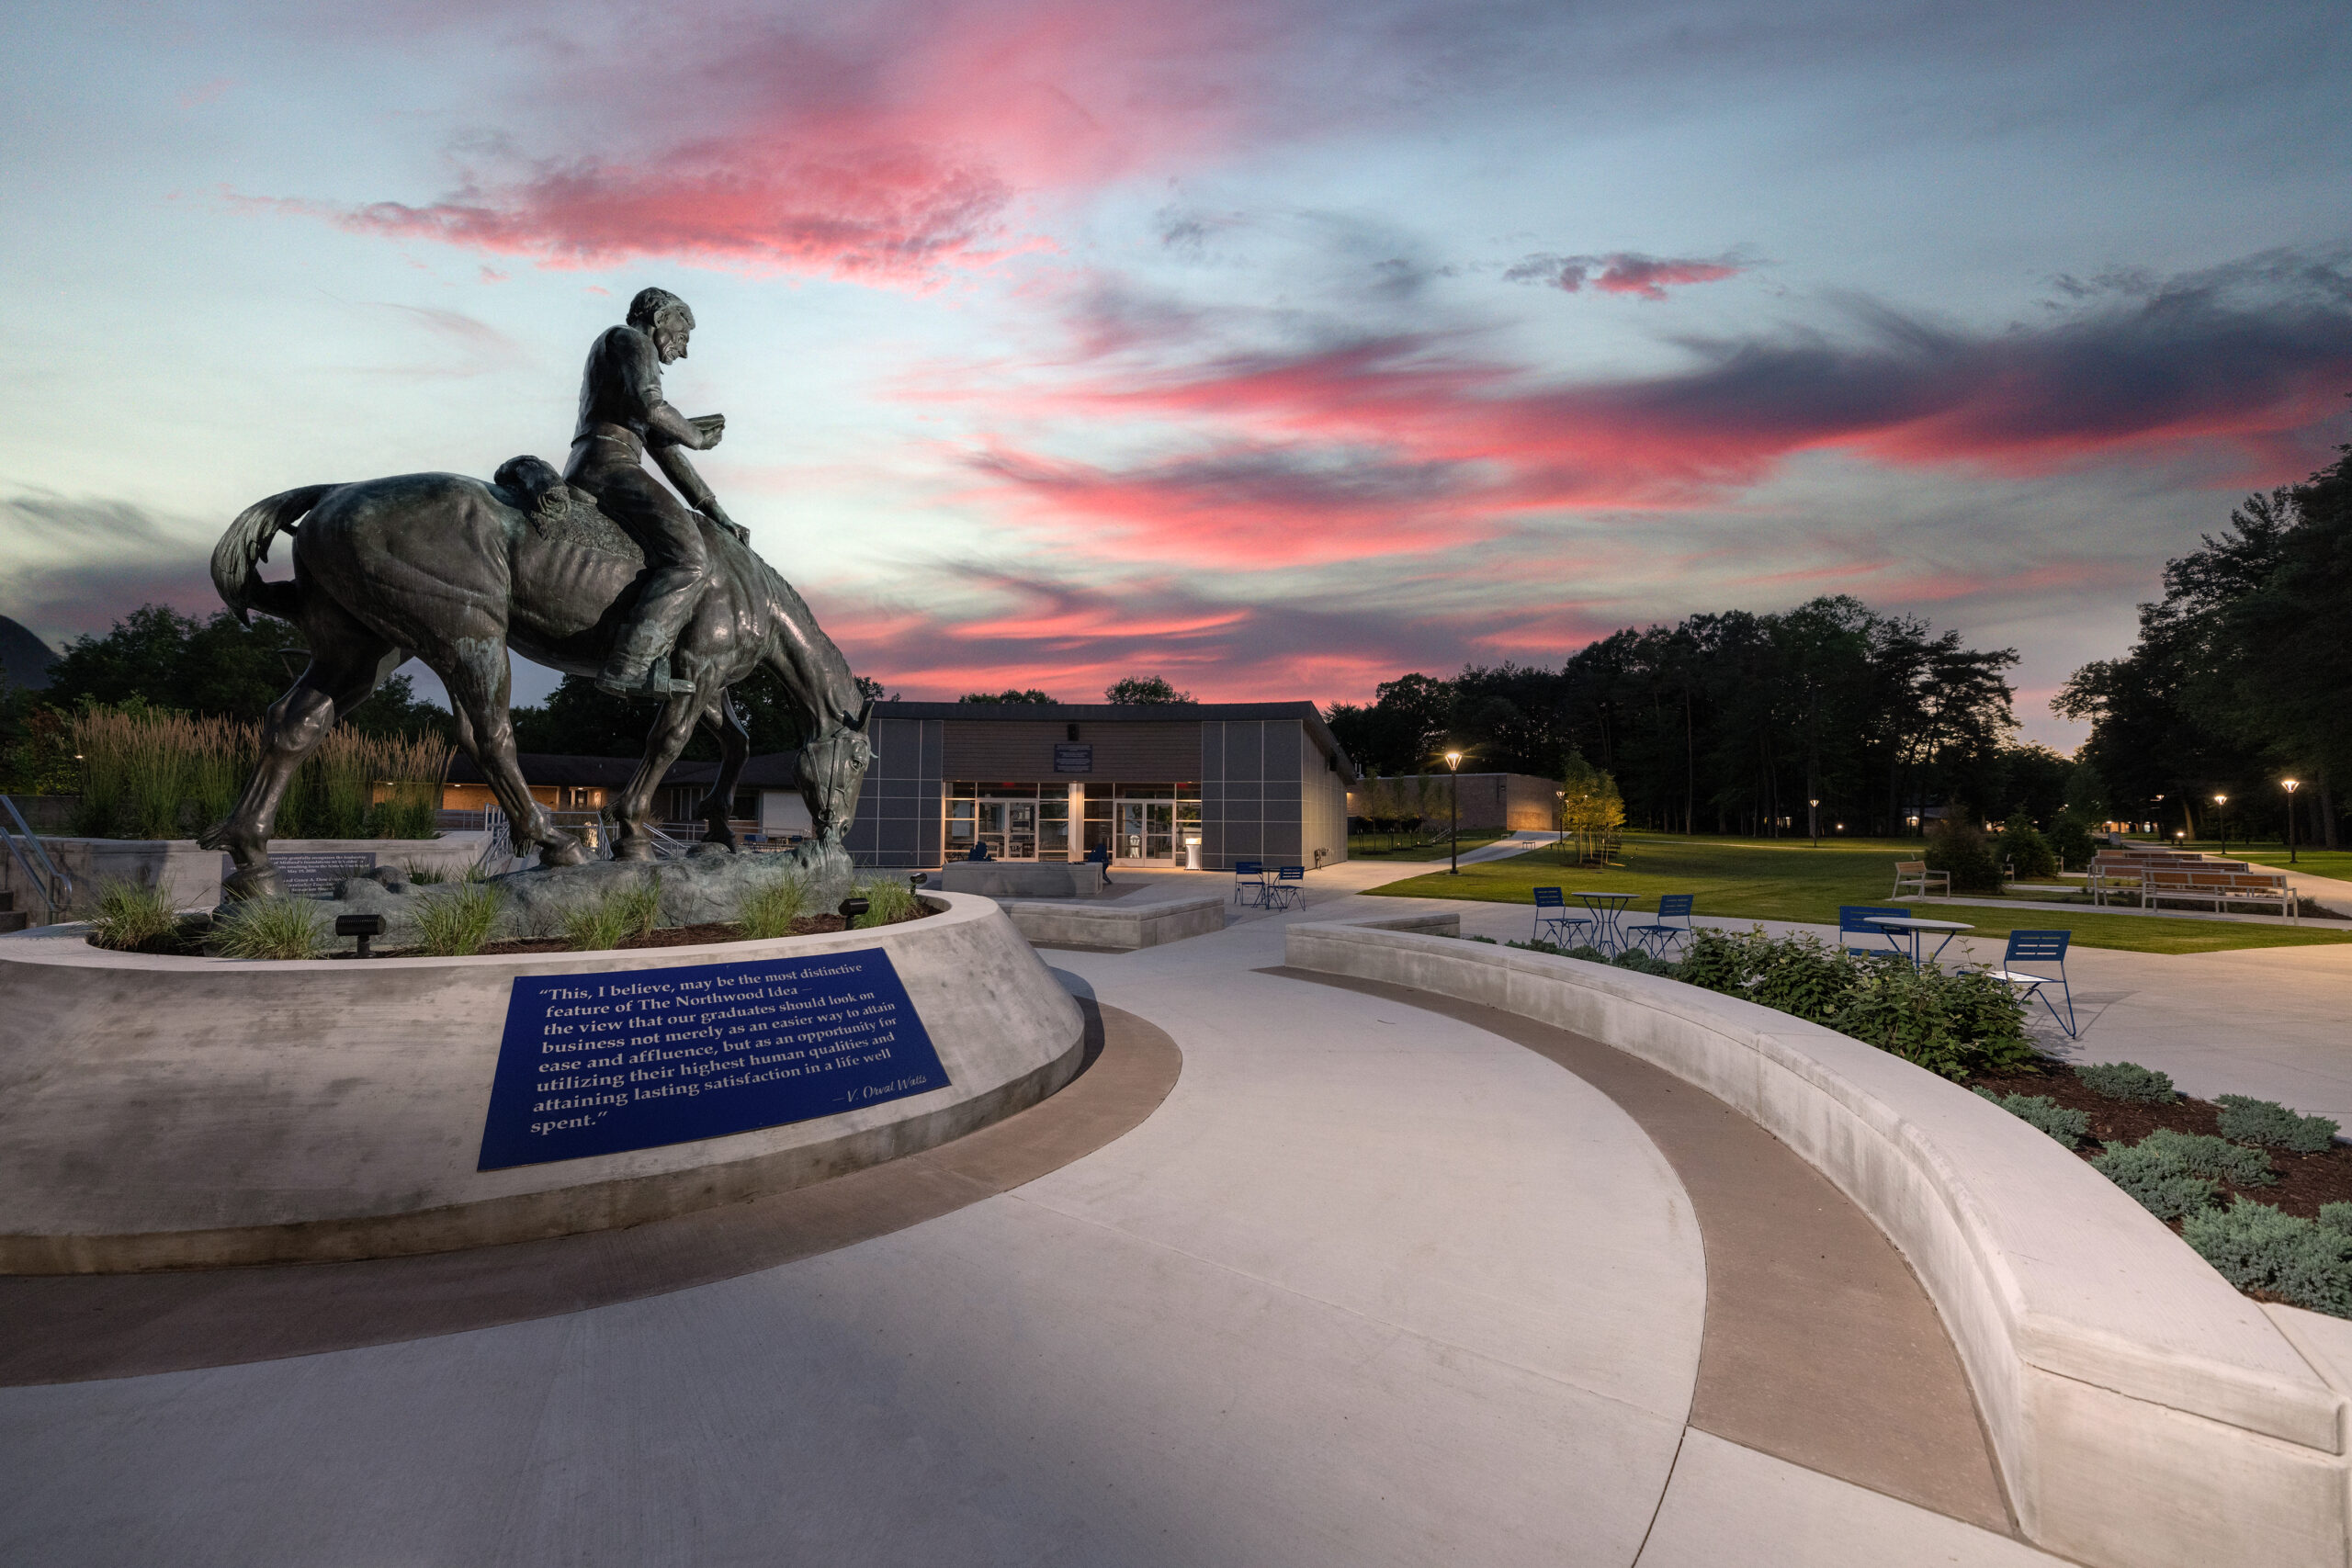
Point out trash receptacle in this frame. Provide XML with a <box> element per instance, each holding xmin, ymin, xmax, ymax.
<box><xmin>1185</xmin><ymin>836</ymin><xmax>1203</xmax><ymax>871</ymax></box>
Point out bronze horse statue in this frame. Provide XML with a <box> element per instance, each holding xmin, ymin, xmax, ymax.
<box><xmin>203</xmin><ymin>458</ymin><xmax>873</xmax><ymax>900</ymax></box>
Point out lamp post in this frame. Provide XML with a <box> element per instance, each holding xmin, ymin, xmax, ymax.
<box><xmin>2285</xmin><ymin>779</ymin><xmax>2301</xmax><ymax>865</ymax></box>
<box><xmin>2214</xmin><ymin>793</ymin><xmax>2229</xmax><ymax>857</ymax></box>
<box><xmin>1445</xmin><ymin>751</ymin><xmax>1464</xmax><ymax>874</ymax></box>
<box><xmin>1808</xmin><ymin>797</ymin><xmax>1820</xmax><ymax>849</ymax></box>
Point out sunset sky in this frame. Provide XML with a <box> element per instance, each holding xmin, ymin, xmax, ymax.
<box><xmin>5</xmin><ymin>1</ymin><xmax>2349</xmax><ymax>744</ymax></box>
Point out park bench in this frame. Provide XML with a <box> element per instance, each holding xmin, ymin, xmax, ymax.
<box><xmin>2089</xmin><ymin>850</ymin><xmax>2296</xmax><ymax>919</ymax></box>
<box><xmin>1892</xmin><ymin>860</ymin><xmax>1950</xmax><ymax>897</ymax></box>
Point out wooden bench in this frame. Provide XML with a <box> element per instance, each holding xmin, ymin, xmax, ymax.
<box><xmin>2089</xmin><ymin>851</ymin><xmax>2296</xmax><ymax>920</ymax></box>
<box><xmin>1892</xmin><ymin>860</ymin><xmax>1950</xmax><ymax>897</ymax></box>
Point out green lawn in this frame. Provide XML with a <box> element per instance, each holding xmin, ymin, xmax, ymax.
<box><xmin>1368</xmin><ymin>832</ymin><xmax>2352</xmax><ymax>956</ymax></box>
<box><xmin>1345</xmin><ymin>828</ymin><xmax>1510</xmax><ymax>862</ymax></box>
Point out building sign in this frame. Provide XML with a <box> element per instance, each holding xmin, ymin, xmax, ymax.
<box><xmin>1053</xmin><ymin>743</ymin><xmax>1093</xmax><ymax>773</ymax></box>
<box><xmin>223</xmin><ymin>851</ymin><xmax>376</xmax><ymax>898</ymax></box>
<box><xmin>476</xmin><ymin>948</ymin><xmax>949</xmax><ymax>1170</ymax></box>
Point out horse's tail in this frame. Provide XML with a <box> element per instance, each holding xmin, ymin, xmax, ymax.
<box><xmin>211</xmin><ymin>484</ymin><xmax>337</xmax><ymax>626</ymax></box>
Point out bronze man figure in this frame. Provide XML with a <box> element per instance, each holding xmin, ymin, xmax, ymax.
<box><xmin>566</xmin><ymin>286</ymin><xmax>747</xmax><ymax>697</ymax></box>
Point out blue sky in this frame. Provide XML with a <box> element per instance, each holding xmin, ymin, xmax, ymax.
<box><xmin>5</xmin><ymin>0</ymin><xmax>2349</xmax><ymax>743</ymax></box>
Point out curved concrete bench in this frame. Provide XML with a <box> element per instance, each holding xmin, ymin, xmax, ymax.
<box><xmin>1284</xmin><ymin>919</ymin><xmax>2349</xmax><ymax>1568</ymax></box>
<box><xmin>0</xmin><ymin>893</ymin><xmax>1084</xmax><ymax>1272</ymax></box>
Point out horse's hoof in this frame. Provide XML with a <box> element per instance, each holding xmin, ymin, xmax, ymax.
<box><xmin>219</xmin><ymin>863</ymin><xmax>288</xmax><ymax>904</ymax></box>
<box><xmin>537</xmin><ymin>836</ymin><xmax>592</xmax><ymax>868</ymax></box>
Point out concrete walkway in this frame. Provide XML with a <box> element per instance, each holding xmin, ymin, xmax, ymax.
<box><xmin>0</xmin><ymin>874</ymin><xmax>2076</xmax><ymax>1567</ymax></box>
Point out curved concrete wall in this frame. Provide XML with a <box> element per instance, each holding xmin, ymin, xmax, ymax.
<box><xmin>0</xmin><ymin>893</ymin><xmax>1084</xmax><ymax>1271</ymax></box>
<box><xmin>1284</xmin><ymin>920</ymin><xmax>2350</xmax><ymax>1568</ymax></box>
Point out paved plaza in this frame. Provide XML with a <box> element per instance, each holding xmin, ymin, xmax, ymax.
<box><xmin>8</xmin><ymin>851</ymin><xmax>2346</xmax><ymax>1564</ymax></box>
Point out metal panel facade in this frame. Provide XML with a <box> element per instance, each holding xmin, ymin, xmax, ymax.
<box><xmin>844</xmin><ymin>716</ymin><xmax>943</xmax><ymax>868</ymax></box>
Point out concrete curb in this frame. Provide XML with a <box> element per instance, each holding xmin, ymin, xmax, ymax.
<box><xmin>997</xmin><ymin>893</ymin><xmax>1227</xmax><ymax>949</ymax></box>
<box><xmin>1283</xmin><ymin>919</ymin><xmax>2350</xmax><ymax>1568</ymax></box>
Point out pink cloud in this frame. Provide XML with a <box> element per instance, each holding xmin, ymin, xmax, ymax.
<box><xmin>1505</xmin><ymin>252</ymin><xmax>1744</xmax><ymax>300</ymax></box>
<box><xmin>263</xmin><ymin>2</ymin><xmax>1287</xmax><ymax>284</ymax></box>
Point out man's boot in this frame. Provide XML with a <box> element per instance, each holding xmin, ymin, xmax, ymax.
<box><xmin>596</xmin><ymin>658</ymin><xmax>694</xmax><ymax>699</ymax></box>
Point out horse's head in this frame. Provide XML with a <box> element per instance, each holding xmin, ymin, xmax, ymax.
<box><xmin>797</xmin><ymin>717</ymin><xmax>876</xmax><ymax>843</ymax></box>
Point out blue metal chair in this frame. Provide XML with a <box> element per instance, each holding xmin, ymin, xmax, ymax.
<box><xmin>1267</xmin><ymin>865</ymin><xmax>1306</xmax><ymax>908</ymax></box>
<box><xmin>1990</xmin><ymin>929</ymin><xmax>2077</xmax><ymax>1037</ymax></box>
<box><xmin>1532</xmin><ymin>886</ymin><xmax>1592</xmax><ymax>947</ymax></box>
<box><xmin>1838</xmin><ymin>905</ymin><xmax>1910</xmax><ymax>956</ymax></box>
<box><xmin>1625</xmin><ymin>894</ymin><xmax>1696</xmax><ymax>957</ymax></box>
<box><xmin>1232</xmin><ymin>860</ymin><xmax>1267</xmax><ymax>907</ymax></box>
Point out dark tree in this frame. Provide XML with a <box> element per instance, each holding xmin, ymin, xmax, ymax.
<box><xmin>1103</xmin><ymin>675</ymin><xmax>1193</xmax><ymax>705</ymax></box>
<box><xmin>959</xmin><ymin>689</ymin><xmax>1057</xmax><ymax>704</ymax></box>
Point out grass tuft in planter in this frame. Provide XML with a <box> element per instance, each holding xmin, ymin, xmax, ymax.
<box><xmin>1974</xmin><ymin>1089</ymin><xmax>2090</xmax><ymax>1148</ymax></box>
<box><xmin>85</xmin><ymin>879</ymin><xmax>180</xmax><ymax>951</ymax></box>
<box><xmin>734</xmin><ymin>875</ymin><xmax>810</xmax><ymax>941</ymax></box>
<box><xmin>2183</xmin><ymin>1199</ymin><xmax>2352</xmax><ymax>1318</ymax></box>
<box><xmin>851</xmin><ymin>877</ymin><xmax>917</xmax><ymax>930</ymax></box>
<box><xmin>2214</xmin><ymin>1095</ymin><xmax>2340</xmax><ymax>1155</ymax></box>
<box><xmin>214</xmin><ymin>897</ymin><xmax>326</xmax><ymax>961</ymax></box>
<box><xmin>414</xmin><ymin>884</ymin><xmax>502</xmax><ymax>957</ymax></box>
<box><xmin>562</xmin><ymin>875</ymin><xmax>664</xmax><ymax>951</ymax></box>
<box><xmin>2075</xmin><ymin>1061</ymin><xmax>2176</xmax><ymax>1102</ymax></box>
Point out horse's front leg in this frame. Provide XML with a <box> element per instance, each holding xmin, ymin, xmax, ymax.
<box><xmin>608</xmin><ymin>687</ymin><xmax>707</xmax><ymax>861</ymax></box>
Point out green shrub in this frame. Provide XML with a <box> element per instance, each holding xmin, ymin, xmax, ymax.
<box><xmin>2047</xmin><ymin>809</ymin><xmax>2099</xmax><ymax>873</ymax></box>
<box><xmin>1924</xmin><ymin>818</ymin><xmax>2003</xmax><ymax>893</ymax></box>
<box><xmin>1675</xmin><ymin>926</ymin><xmax>2032</xmax><ymax>1080</ymax></box>
<box><xmin>213</xmin><ymin>897</ymin><xmax>325</xmax><ymax>961</ymax></box>
<box><xmin>2214</xmin><ymin>1095</ymin><xmax>2340</xmax><ymax>1155</ymax></box>
<box><xmin>2090</xmin><ymin>1144</ymin><xmax>2222</xmax><ymax>1219</ymax></box>
<box><xmin>2322</xmin><ymin>1203</ymin><xmax>2352</xmax><ymax>1235</ymax></box>
<box><xmin>1996</xmin><ymin>813</ymin><xmax>2059</xmax><ymax>880</ymax></box>
<box><xmin>403</xmin><ymin>863</ymin><xmax>450</xmax><ymax>886</ymax></box>
<box><xmin>2183</xmin><ymin>1200</ymin><xmax>2352</xmax><ymax>1318</ymax></box>
<box><xmin>1609</xmin><ymin>947</ymin><xmax>1679</xmax><ymax>976</ymax></box>
<box><xmin>85</xmin><ymin>878</ymin><xmax>180</xmax><ymax>950</ymax></box>
<box><xmin>735</xmin><ymin>874</ymin><xmax>810</xmax><ymax>940</ymax></box>
<box><xmin>1973</xmin><ymin>1089</ymin><xmax>2090</xmax><ymax>1148</ymax></box>
<box><xmin>2075</xmin><ymin>1061</ymin><xmax>2176</xmax><ymax>1103</ymax></box>
<box><xmin>2092</xmin><ymin>1128</ymin><xmax>2274</xmax><ymax>1218</ymax></box>
<box><xmin>413</xmin><ymin>884</ymin><xmax>501</xmax><ymax>957</ymax></box>
<box><xmin>852</xmin><ymin>877</ymin><xmax>918</xmax><ymax>930</ymax></box>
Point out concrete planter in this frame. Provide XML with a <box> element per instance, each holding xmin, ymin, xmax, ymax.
<box><xmin>0</xmin><ymin>834</ymin><xmax>491</xmax><ymax>913</ymax></box>
<box><xmin>0</xmin><ymin>892</ymin><xmax>1083</xmax><ymax>1271</ymax></box>
<box><xmin>1284</xmin><ymin>919</ymin><xmax>2352</xmax><ymax>1568</ymax></box>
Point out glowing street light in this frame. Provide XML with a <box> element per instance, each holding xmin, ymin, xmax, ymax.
<box><xmin>2285</xmin><ymin>779</ymin><xmax>2301</xmax><ymax>865</ymax></box>
<box><xmin>1808</xmin><ymin>797</ymin><xmax>1821</xmax><ymax>849</ymax></box>
<box><xmin>2214</xmin><ymin>793</ymin><xmax>2229</xmax><ymax>857</ymax></box>
<box><xmin>1444</xmin><ymin>750</ymin><xmax>1464</xmax><ymax>875</ymax></box>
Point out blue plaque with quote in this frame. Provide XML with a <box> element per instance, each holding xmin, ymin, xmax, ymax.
<box><xmin>477</xmin><ymin>948</ymin><xmax>949</xmax><ymax>1170</ymax></box>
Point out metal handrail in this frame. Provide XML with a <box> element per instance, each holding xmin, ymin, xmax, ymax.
<box><xmin>0</xmin><ymin>795</ymin><xmax>73</xmax><ymax>916</ymax></box>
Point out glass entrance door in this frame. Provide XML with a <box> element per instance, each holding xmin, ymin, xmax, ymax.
<box><xmin>1007</xmin><ymin>800</ymin><xmax>1036</xmax><ymax>860</ymax></box>
<box><xmin>1116</xmin><ymin>801</ymin><xmax>1177</xmax><ymax>864</ymax></box>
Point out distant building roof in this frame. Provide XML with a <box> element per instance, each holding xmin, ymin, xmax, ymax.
<box><xmin>874</xmin><ymin>699</ymin><xmax>1356</xmax><ymax>778</ymax></box>
<box><xmin>0</xmin><ymin>615</ymin><xmax>58</xmax><ymax>691</ymax></box>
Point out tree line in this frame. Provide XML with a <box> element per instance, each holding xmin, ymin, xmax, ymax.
<box><xmin>1325</xmin><ymin>594</ymin><xmax>2051</xmax><ymax>840</ymax></box>
<box><xmin>2055</xmin><ymin>443</ymin><xmax>2350</xmax><ymax>850</ymax></box>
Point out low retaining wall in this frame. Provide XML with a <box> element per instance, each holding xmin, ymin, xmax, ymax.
<box><xmin>0</xmin><ymin>892</ymin><xmax>1085</xmax><ymax>1271</ymax></box>
<box><xmin>2</xmin><ymin>835</ymin><xmax>492</xmax><ymax>913</ymax></box>
<box><xmin>1001</xmin><ymin>893</ymin><xmax>1227</xmax><ymax>950</ymax></box>
<box><xmin>1284</xmin><ymin>919</ymin><xmax>2350</xmax><ymax>1568</ymax></box>
<box><xmin>938</xmin><ymin>861</ymin><xmax>1110</xmax><ymax>899</ymax></box>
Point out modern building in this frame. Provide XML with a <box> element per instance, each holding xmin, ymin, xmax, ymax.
<box><xmin>846</xmin><ymin>701</ymin><xmax>1356</xmax><ymax>871</ymax></box>
<box><xmin>1347</xmin><ymin>772</ymin><xmax>1562</xmax><ymax>833</ymax></box>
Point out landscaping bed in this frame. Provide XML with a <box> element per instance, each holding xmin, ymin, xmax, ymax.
<box><xmin>341</xmin><ymin>906</ymin><xmax>932</xmax><ymax>957</ymax></box>
<box><xmin>1970</xmin><ymin>1066</ymin><xmax>2352</xmax><ymax>1218</ymax></box>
